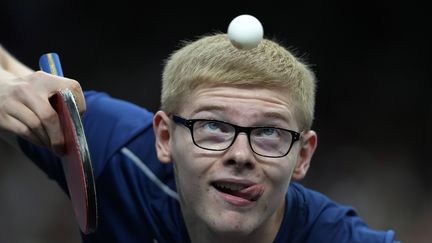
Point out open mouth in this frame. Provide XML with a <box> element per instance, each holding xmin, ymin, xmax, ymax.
<box><xmin>211</xmin><ymin>181</ymin><xmax>264</xmax><ymax>202</ymax></box>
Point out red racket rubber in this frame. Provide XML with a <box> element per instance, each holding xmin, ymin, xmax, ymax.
<box><xmin>40</xmin><ymin>53</ymin><xmax>97</xmax><ymax>234</ymax></box>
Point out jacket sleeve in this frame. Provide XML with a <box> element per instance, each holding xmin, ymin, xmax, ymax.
<box><xmin>18</xmin><ymin>90</ymin><xmax>154</xmax><ymax>194</ymax></box>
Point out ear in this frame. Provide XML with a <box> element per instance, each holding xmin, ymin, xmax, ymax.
<box><xmin>153</xmin><ymin>111</ymin><xmax>172</xmax><ymax>164</ymax></box>
<box><xmin>292</xmin><ymin>130</ymin><xmax>318</xmax><ymax>180</ymax></box>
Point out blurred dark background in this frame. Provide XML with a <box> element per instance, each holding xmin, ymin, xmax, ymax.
<box><xmin>0</xmin><ymin>1</ymin><xmax>430</xmax><ymax>242</ymax></box>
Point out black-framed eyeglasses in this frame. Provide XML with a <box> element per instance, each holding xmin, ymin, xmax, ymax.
<box><xmin>171</xmin><ymin>115</ymin><xmax>301</xmax><ymax>158</ymax></box>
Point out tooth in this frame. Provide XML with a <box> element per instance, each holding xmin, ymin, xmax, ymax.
<box><xmin>217</xmin><ymin>182</ymin><xmax>243</xmax><ymax>191</ymax></box>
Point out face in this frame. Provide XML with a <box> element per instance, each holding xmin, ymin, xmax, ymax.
<box><xmin>154</xmin><ymin>85</ymin><xmax>317</xmax><ymax>241</ymax></box>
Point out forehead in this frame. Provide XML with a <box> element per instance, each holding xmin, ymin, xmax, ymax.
<box><xmin>180</xmin><ymin>85</ymin><xmax>298</xmax><ymax>126</ymax></box>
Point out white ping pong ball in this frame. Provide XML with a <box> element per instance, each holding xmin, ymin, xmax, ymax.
<box><xmin>227</xmin><ymin>14</ymin><xmax>264</xmax><ymax>50</ymax></box>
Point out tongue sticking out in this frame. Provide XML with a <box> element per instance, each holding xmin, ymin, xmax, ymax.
<box><xmin>215</xmin><ymin>183</ymin><xmax>264</xmax><ymax>201</ymax></box>
<box><xmin>232</xmin><ymin>184</ymin><xmax>264</xmax><ymax>201</ymax></box>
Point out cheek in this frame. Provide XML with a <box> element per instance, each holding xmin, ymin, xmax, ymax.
<box><xmin>171</xmin><ymin>138</ymin><xmax>195</xmax><ymax>180</ymax></box>
<box><xmin>170</xmin><ymin>133</ymin><xmax>211</xmax><ymax>194</ymax></box>
<box><xmin>171</xmin><ymin>147</ymin><xmax>199</xmax><ymax>205</ymax></box>
<box><xmin>263</xmin><ymin>154</ymin><xmax>299</xmax><ymax>190</ymax></box>
<box><xmin>171</xmin><ymin>128</ymin><xmax>217</xmax><ymax>173</ymax></box>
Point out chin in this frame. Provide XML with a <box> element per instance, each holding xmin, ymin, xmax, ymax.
<box><xmin>205</xmin><ymin>210</ymin><xmax>259</xmax><ymax>235</ymax></box>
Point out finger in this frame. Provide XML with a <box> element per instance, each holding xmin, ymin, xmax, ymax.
<box><xmin>17</xmin><ymin>89</ymin><xmax>65</xmax><ymax>153</ymax></box>
<box><xmin>1</xmin><ymin>114</ymin><xmax>45</xmax><ymax>147</ymax></box>
<box><xmin>33</xmin><ymin>71</ymin><xmax>86</xmax><ymax>115</ymax></box>
<box><xmin>7</xmin><ymin>100</ymin><xmax>51</xmax><ymax>147</ymax></box>
<box><xmin>71</xmin><ymin>81</ymin><xmax>86</xmax><ymax>116</ymax></box>
<box><xmin>57</xmin><ymin>78</ymin><xmax>86</xmax><ymax>116</ymax></box>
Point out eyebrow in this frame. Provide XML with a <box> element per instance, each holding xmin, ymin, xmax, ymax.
<box><xmin>192</xmin><ymin>105</ymin><xmax>226</xmax><ymax>115</ymax></box>
<box><xmin>192</xmin><ymin>105</ymin><xmax>293</xmax><ymax>124</ymax></box>
<box><xmin>262</xmin><ymin>111</ymin><xmax>291</xmax><ymax>122</ymax></box>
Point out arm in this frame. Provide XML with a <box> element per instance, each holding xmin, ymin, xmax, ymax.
<box><xmin>0</xmin><ymin>44</ymin><xmax>34</xmax><ymax>77</ymax></box>
<box><xmin>0</xmin><ymin>44</ymin><xmax>86</xmax><ymax>155</ymax></box>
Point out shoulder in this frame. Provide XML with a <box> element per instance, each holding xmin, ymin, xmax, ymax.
<box><xmin>82</xmin><ymin>91</ymin><xmax>155</xmax><ymax>175</ymax></box>
<box><xmin>83</xmin><ymin>90</ymin><xmax>154</xmax><ymax>124</ymax></box>
<box><xmin>289</xmin><ymin>182</ymin><xmax>354</xmax><ymax>220</ymax></box>
<box><xmin>281</xmin><ymin>183</ymin><xmax>398</xmax><ymax>243</ymax></box>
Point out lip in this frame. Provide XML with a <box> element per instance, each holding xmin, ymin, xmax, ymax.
<box><xmin>210</xmin><ymin>178</ymin><xmax>265</xmax><ymax>207</ymax></box>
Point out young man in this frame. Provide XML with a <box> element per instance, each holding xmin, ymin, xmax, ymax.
<box><xmin>0</xmin><ymin>34</ymin><xmax>399</xmax><ymax>242</ymax></box>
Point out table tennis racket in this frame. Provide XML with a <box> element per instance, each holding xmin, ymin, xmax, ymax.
<box><xmin>39</xmin><ymin>53</ymin><xmax>97</xmax><ymax>234</ymax></box>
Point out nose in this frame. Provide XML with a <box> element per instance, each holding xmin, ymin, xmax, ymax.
<box><xmin>223</xmin><ymin>133</ymin><xmax>255</xmax><ymax>170</ymax></box>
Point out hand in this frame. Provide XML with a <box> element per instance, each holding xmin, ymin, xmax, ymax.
<box><xmin>0</xmin><ymin>69</ymin><xmax>86</xmax><ymax>155</ymax></box>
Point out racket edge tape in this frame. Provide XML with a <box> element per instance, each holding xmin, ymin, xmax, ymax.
<box><xmin>61</xmin><ymin>89</ymin><xmax>98</xmax><ymax>233</ymax></box>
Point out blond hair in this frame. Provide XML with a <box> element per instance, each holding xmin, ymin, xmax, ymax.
<box><xmin>161</xmin><ymin>33</ymin><xmax>317</xmax><ymax>130</ymax></box>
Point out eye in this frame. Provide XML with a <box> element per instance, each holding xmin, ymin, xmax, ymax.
<box><xmin>195</xmin><ymin>120</ymin><xmax>232</xmax><ymax>134</ymax></box>
<box><xmin>255</xmin><ymin>128</ymin><xmax>280</xmax><ymax>138</ymax></box>
<box><xmin>204</xmin><ymin>122</ymin><xmax>222</xmax><ymax>131</ymax></box>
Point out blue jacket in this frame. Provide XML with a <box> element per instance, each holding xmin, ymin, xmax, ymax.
<box><xmin>19</xmin><ymin>91</ymin><xmax>399</xmax><ymax>243</ymax></box>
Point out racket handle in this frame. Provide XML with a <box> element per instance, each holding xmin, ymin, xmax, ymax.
<box><xmin>39</xmin><ymin>53</ymin><xmax>64</xmax><ymax>77</ymax></box>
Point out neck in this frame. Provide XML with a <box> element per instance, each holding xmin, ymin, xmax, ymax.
<box><xmin>185</xmin><ymin>201</ymin><xmax>286</xmax><ymax>243</ymax></box>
